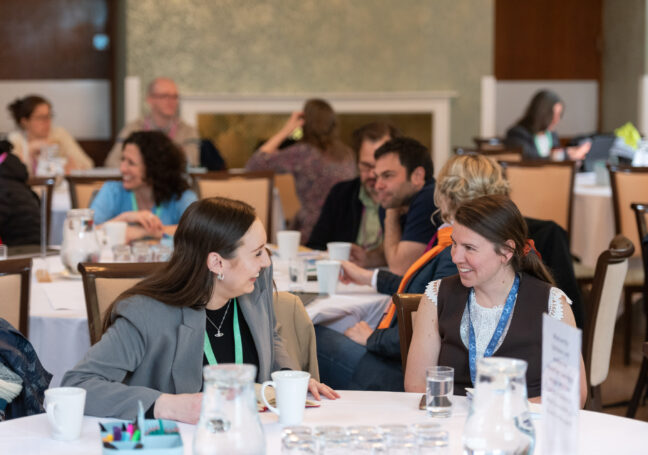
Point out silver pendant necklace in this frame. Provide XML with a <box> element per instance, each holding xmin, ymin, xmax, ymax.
<box><xmin>206</xmin><ymin>300</ymin><xmax>231</xmax><ymax>338</ymax></box>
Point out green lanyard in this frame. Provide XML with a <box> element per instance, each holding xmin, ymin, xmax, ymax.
<box><xmin>203</xmin><ymin>298</ymin><xmax>243</xmax><ymax>365</ymax></box>
<box><xmin>130</xmin><ymin>192</ymin><xmax>162</xmax><ymax>218</ymax></box>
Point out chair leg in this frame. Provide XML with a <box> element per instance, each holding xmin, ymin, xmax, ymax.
<box><xmin>588</xmin><ymin>384</ymin><xmax>602</xmax><ymax>412</ymax></box>
<box><xmin>625</xmin><ymin>290</ymin><xmax>633</xmax><ymax>365</ymax></box>
<box><xmin>627</xmin><ymin>357</ymin><xmax>648</xmax><ymax>418</ymax></box>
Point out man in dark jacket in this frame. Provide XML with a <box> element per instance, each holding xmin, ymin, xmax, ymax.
<box><xmin>0</xmin><ymin>140</ymin><xmax>41</xmax><ymax>246</ymax></box>
<box><xmin>307</xmin><ymin>122</ymin><xmax>399</xmax><ymax>267</ymax></box>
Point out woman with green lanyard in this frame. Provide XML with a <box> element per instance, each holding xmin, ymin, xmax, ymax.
<box><xmin>404</xmin><ymin>194</ymin><xmax>587</xmax><ymax>407</ymax></box>
<box><xmin>505</xmin><ymin>89</ymin><xmax>590</xmax><ymax>161</ymax></box>
<box><xmin>62</xmin><ymin>197</ymin><xmax>339</xmax><ymax>422</ymax></box>
<box><xmin>91</xmin><ymin>131</ymin><xmax>197</xmax><ymax>242</ymax></box>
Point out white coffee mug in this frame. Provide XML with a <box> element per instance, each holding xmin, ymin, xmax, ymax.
<box><xmin>261</xmin><ymin>371</ymin><xmax>310</xmax><ymax>425</ymax></box>
<box><xmin>103</xmin><ymin>221</ymin><xmax>127</xmax><ymax>247</ymax></box>
<box><xmin>44</xmin><ymin>387</ymin><xmax>86</xmax><ymax>441</ymax></box>
<box><xmin>277</xmin><ymin>230</ymin><xmax>301</xmax><ymax>260</ymax></box>
<box><xmin>316</xmin><ymin>260</ymin><xmax>341</xmax><ymax>295</ymax></box>
<box><xmin>327</xmin><ymin>242</ymin><xmax>352</xmax><ymax>261</ymax></box>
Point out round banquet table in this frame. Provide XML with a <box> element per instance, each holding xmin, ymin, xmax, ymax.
<box><xmin>0</xmin><ymin>391</ymin><xmax>646</xmax><ymax>454</ymax></box>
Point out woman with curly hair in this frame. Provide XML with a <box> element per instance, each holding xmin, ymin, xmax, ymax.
<box><xmin>90</xmin><ymin>131</ymin><xmax>197</xmax><ymax>242</ymax></box>
<box><xmin>246</xmin><ymin>99</ymin><xmax>356</xmax><ymax>241</ymax></box>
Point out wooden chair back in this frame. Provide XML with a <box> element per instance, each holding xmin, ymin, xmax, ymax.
<box><xmin>454</xmin><ymin>146</ymin><xmax>523</xmax><ymax>162</ymax></box>
<box><xmin>472</xmin><ymin>136</ymin><xmax>506</xmax><ymax>151</ymax></box>
<box><xmin>393</xmin><ymin>293</ymin><xmax>423</xmax><ymax>372</ymax></box>
<box><xmin>608</xmin><ymin>165</ymin><xmax>648</xmax><ymax>258</ymax></box>
<box><xmin>274</xmin><ymin>173</ymin><xmax>301</xmax><ymax>226</ymax></box>
<box><xmin>500</xmin><ymin>160</ymin><xmax>576</xmax><ymax>235</ymax></box>
<box><xmin>582</xmin><ymin>234</ymin><xmax>634</xmax><ymax>411</ymax></box>
<box><xmin>191</xmin><ymin>171</ymin><xmax>274</xmax><ymax>236</ymax></box>
<box><xmin>78</xmin><ymin>262</ymin><xmax>164</xmax><ymax>345</ymax></box>
<box><xmin>0</xmin><ymin>258</ymin><xmax>32</xmax><ymax>336</ymax></box>
<box><xmin>66</xmin><ymin>175</ymin><xmax>121</xmax><ymax>209</ymax></box>
<box><xmin>27</xmin><ymin>176</ymin><xmax>55</xmax><ymax>245</ymax></box>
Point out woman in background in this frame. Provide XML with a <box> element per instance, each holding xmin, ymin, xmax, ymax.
<box><xmin>246</xmin><ymin>98</ymin><xmax>355</xmax><ymax>242</ymax></box>
<box><xmin>90</xmin><ymin>131</ymin><xmax>197</xmax><ymax>242</ymax></box>
<box><xmin>7</xmin><ymin>95</ymin><xmax>93</xmax><ymax>174</ymax></box>
<box><xmin>505</xmin><ymin>89</ymin><xmax>590</xmax><ymax>161</ymax></box>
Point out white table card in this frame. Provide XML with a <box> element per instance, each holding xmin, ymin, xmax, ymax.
<box><xmin>541</xmin><ymin>313</ymin><xmax>581</xmax><ymax>455</ymax></box>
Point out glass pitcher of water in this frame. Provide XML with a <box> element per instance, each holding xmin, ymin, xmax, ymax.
<box><xmin>463</xmin><ymin>357</ymin><xmax>535</xmax><ymax>455</ymax></box>
<box><xmin>194</xmin><ymin>364</ymin><xmax>265</xmax><ymax>455</ymax></box>
<box><xmin>61</xmin><ymin>208</ymin><xmax>100</xmax><ymax>274</ymax></box>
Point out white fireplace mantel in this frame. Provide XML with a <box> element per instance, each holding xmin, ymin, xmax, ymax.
<box><xmin>179</xmin><ymin>91</ymin><xmax>457</xmax><ymax>174</ymax></box>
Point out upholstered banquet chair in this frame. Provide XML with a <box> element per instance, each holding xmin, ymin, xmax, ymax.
<box><xmin>608</xmin><ymin>166</ymin><xmax>648</xmax><ymax>363</ymax></box>
<box><xmin>393</xmin><ymin>293</ymin><xmax>423</xmax><ymax>372</ymax></box>
<box><xmin>66</xmin><ymin>175</ymin><xmax>121</xmax><ymax>209</ymax></box>
<box><xmin>0</xmin><ymin>258</ymin><xmax>32</xmax><ymax>337</ymax></box>
<box><xmin>274</xmin><ymin>173</ymin><xmax>301</xmax><ymax>227</ymax></box>
<box><xmin>78</xmin><ymin>262</ymin><xmax>164</xmax><ymax>345</ymax></box>
<box><xmin>583</xmin><ymin>235</ymin><xmax>634</xmax><ymax>412</ymax></box>
<box><xmin>627</xmin><ymin>342</ymin><xmax>648</xmax><ymax>418</ymax></box>
<box><xmin>273</xmin><ymin>291</ymin><xmax>319</xmax><ymax>381</ymax></box>
<box><xmin>191</xmin><ymin>170</ymin><xmax>274</xmax><ymax>237</ymax></box>
<box><xmin>500</xmin><ymin>160</ymin><xmax>576</xmax><ymax>237</ymax></box>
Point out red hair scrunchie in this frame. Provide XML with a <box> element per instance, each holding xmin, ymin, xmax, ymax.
<box><xmin>522</xmin><ymin>239</ymin><xmax>541</xmax><ymax>259</ymax></box>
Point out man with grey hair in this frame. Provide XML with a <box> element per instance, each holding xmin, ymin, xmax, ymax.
<box><xmin>104</xmin><ymin>77</ymin><xmax>200</xmax><ymax>167</ymax></box>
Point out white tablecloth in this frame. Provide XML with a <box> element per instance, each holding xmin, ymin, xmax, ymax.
<box><xmin>570</xmin><ymin>172</ymin><xmax>615</xmax><ymax>268</ymax></box>
<box><xmin>1</xmin><ymin>392</ymin><xmax>647</xmax><ymax>454</ymax></box>
<box><xmin>29</xmin><ymin>256</ymin><xmax>389</xmax><ymax>387</ymax></box>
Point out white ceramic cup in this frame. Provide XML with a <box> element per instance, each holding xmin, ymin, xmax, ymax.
<box><xmin>261</xmin><ymin>371</ymin><xmax>310</xmax><ymax>425</ymax></box>
<box><xmin>103</xmin><ymin>221</ymin><xmax>127</xmax><ymax>247</ymax></box>
<box><xmin>326</xmin><ymin>242</ymin><xmax>352</xmax><ymax>261</ymax></box>
<box><xmin>277</xmin><ymin>230</ymin><xmax>301</xmax><ymax>260</ymax></box>
<box><xmin>316</xmin><ymin>260</ymin><xmax>341</xmax><ymax>295</ymax></box>
<box><xmin>44</xmin><ymin>387</ymin><xmax>86</xmax><ymax>441</ymax></box>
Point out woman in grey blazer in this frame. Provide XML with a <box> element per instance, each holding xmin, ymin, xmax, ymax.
<box><xmin>62</xmin><ymin>197</ymin><xmax>338</xmax><ymax>422</ymax></box>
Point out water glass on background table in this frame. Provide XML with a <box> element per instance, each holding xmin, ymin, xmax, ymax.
<box><xmin>132</xmin><ymin>243</ymin><xmax>152</xmax><ymax>262</ymax></box>
<box><xmin>288</xmin><ymin>258</ymin><xmax>307</xmax><ymax>291</ymax></box>
<box><xmin>426</xmin><ymin>366</ymin><xmax>454</xmax><ymax>417</ymax></box>
<box><xmin>413</xmin><ymin>423</ymin><xmax>449</xmax><ymax>454</ymax></box>
<box><xmin>112</xmin><ymin>244</ymin><xmax>131</xmax><ymax>262</ymax></box>
<box><xmin>281</xmin><ymin>433</ymin><xmax>317</xmax><ymax>454</ymax></box>
<box><xmin>0</xmin><ymin>245</ymin><xmax>7</xmax><ymax>260</ymax></box>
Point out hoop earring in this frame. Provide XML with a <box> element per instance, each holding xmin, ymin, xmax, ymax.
<box><xmin>216</xmin><ymin>272</ymin><xmax>224</xmax><ymax>281</ymax></box>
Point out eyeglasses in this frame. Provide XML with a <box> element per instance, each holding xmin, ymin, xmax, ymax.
<box><xmin>150</xmin><ymin>93</ymin><xmax>179</xmax><ymax>101</ymax></box>
<box><xmin>31</xmin><ymin>113</ymin><xmax>54</xmax><ymax>121</ymax></box>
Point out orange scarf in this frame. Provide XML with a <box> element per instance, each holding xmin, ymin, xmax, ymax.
<box><xmin>377</xmin><ymin>225</ymin><xmax>454</xmax><ymax>329</ymax></box>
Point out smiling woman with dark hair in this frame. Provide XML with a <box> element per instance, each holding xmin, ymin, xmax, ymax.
<box><xmin>90</xmin><ymin>131</ymin><xmax>197</xmax><ymax>242</ymax></box>
<box><xmin>62</xmin><ymin>197</ymin><xmax>338</xmax><ymax>422</ymax></box>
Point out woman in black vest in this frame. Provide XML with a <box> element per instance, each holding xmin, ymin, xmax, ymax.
<box><xmin>404</xmin><ymin>194</ymin><xmax>586</xmax><ymax>406</ymax></box>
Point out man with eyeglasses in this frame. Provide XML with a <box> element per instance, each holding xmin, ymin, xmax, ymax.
<box><xmin>307</xmin><ymin>122</ymin><xmax>399</xmax><ymax>267</ymax></box>
<box><xmin>105</xmin><ymin>77</ymin><xmax>200</xmax><ymax>167</ymax></box>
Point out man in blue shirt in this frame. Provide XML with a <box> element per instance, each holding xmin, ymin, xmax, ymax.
<box><xmin>373</xmin><ymin>137</ymin><xmax>437</xmax><ymax>275</ymax></box>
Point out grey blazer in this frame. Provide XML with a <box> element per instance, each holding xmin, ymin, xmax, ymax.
<box><xmin>61</xmin><ymin>266</ymin><xmax>297</xmax><ymax>419</ymax></box>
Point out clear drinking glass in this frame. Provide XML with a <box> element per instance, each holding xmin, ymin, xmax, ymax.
<box><xmin>412</xmin><ymin>423</ymin><xmax>449</xmax><ymax>454</ymax></box>
<box><xmin>351</xmin><ymin>428</ymin><xmax>387</xmax><ymax>454</ymax></box>
<box><xmin>426</xmin><ymin>366</ymin><xmax>454</xmax><ymax>417</ymax></box>
<box><xmin>288</xmin><ymin>258</ymin><xmax>307</xmax><ymax>291</ymax></box>
<box><xmin>153</xmin><ymin>244</ymin><xmax>173</xmax><ymax>262</ymax></box>
<box><xmin>385</xmin><ymin>430</ymin><xmax>417</xmax><ymax>455</ymax></box>
<box><xmin>0</xmin><ymin>245</ymin><xmax>7</xmax><ymax>260</ymax></box>
<box><xmin>462</xmin><ymin>357</ymin><xmax>535</xmax><ymax>455</ymax></box>
<box><xmin>112</xmin><ymin>244</ymin><xmax>131</xmax><ymax>263</ymax></box>
<box><xmin>281</xmin><ymin>433</ymin><xmax>317</xmax><ymax>454</ymax></box>
<box><xmin>132</xmin><ymin>243</ymin><xmax>152</xmax><ymax>262</ymax></box>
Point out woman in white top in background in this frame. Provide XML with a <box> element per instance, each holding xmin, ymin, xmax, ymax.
<box><xmin>7</xmin><ymin>95</ymin><xmax>93</xmax><ymax>175</ymax></box>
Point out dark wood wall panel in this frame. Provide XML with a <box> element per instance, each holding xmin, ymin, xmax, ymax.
<box><xmin>495</xmin><ymin>0</ymin><xmax>603</xmax><ymax>80</ymax></box>
<box><xmin>0</xmin><ymin>0</ymin><xmax>111</xmax><ymax>79</ymax></box>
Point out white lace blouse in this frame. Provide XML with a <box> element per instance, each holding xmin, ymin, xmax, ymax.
<box><xmin>425</xmin><ymin>279</ymin><xmax>571</xmax><ymax>360</ymax></box>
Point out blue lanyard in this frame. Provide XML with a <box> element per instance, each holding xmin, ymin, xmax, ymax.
<box><xmin>203</xmin><ymin>299</ymin><xmax>243</xmax><ymax>365</ymax></box>
<box><xmin>130</xmin><ymin>192</ymin><xmax>162</xmax><ymax>218</ymax></box>
<box><xmin>467</xmin><ymin>274</ymin><xmax>520</xmax><ymax>385</ymax></box>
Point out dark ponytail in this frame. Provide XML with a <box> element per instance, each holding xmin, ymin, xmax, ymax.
<box><xmin>454</xmin><ymin>194</ymin><xmax>555</xmax><ymax>286</ymax></box>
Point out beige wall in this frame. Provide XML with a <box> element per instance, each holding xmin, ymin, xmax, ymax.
<box><xmin>602</xmin><ymin>0</ymin><xmax>646</xmax><ymax>131</ymax></box>
<box><xmin>125</xmin><ymin>0</ymin><xmax>493</xmax><ymax>156</ymax></box>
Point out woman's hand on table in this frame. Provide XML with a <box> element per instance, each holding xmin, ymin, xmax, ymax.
<box><xmin>153</xmin><ymin>392</ymin><xmax>203</xmax><ymax>424</ymax></box>
<box><xmin>566</xmin><ymin>141</ymin><xmax>591</xmax><ymax>161</ymax></box>
<box><xmin>344</xmin><ymin>320</ymin><xmax>374</xmax><ymax>346</ymax></box>
<box><xmin>339</xmin><ymin>260</ymin><xmax>373</xmax><ymax>286</ymax></box>
<box><xmin>308</xmin><ymin>378</ymin><xmax>340</xmax><ymax>401</ymax></box>
<box><xmin>117</xmin><ymin>210</ymin><xmax>164</xmax><ymax>234</ymax></box>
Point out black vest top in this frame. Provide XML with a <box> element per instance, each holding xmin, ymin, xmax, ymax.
<box><xmin>436</xmin><ymin>273</ymin><xmax>550</xmax><ymax>398</ymax></box>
